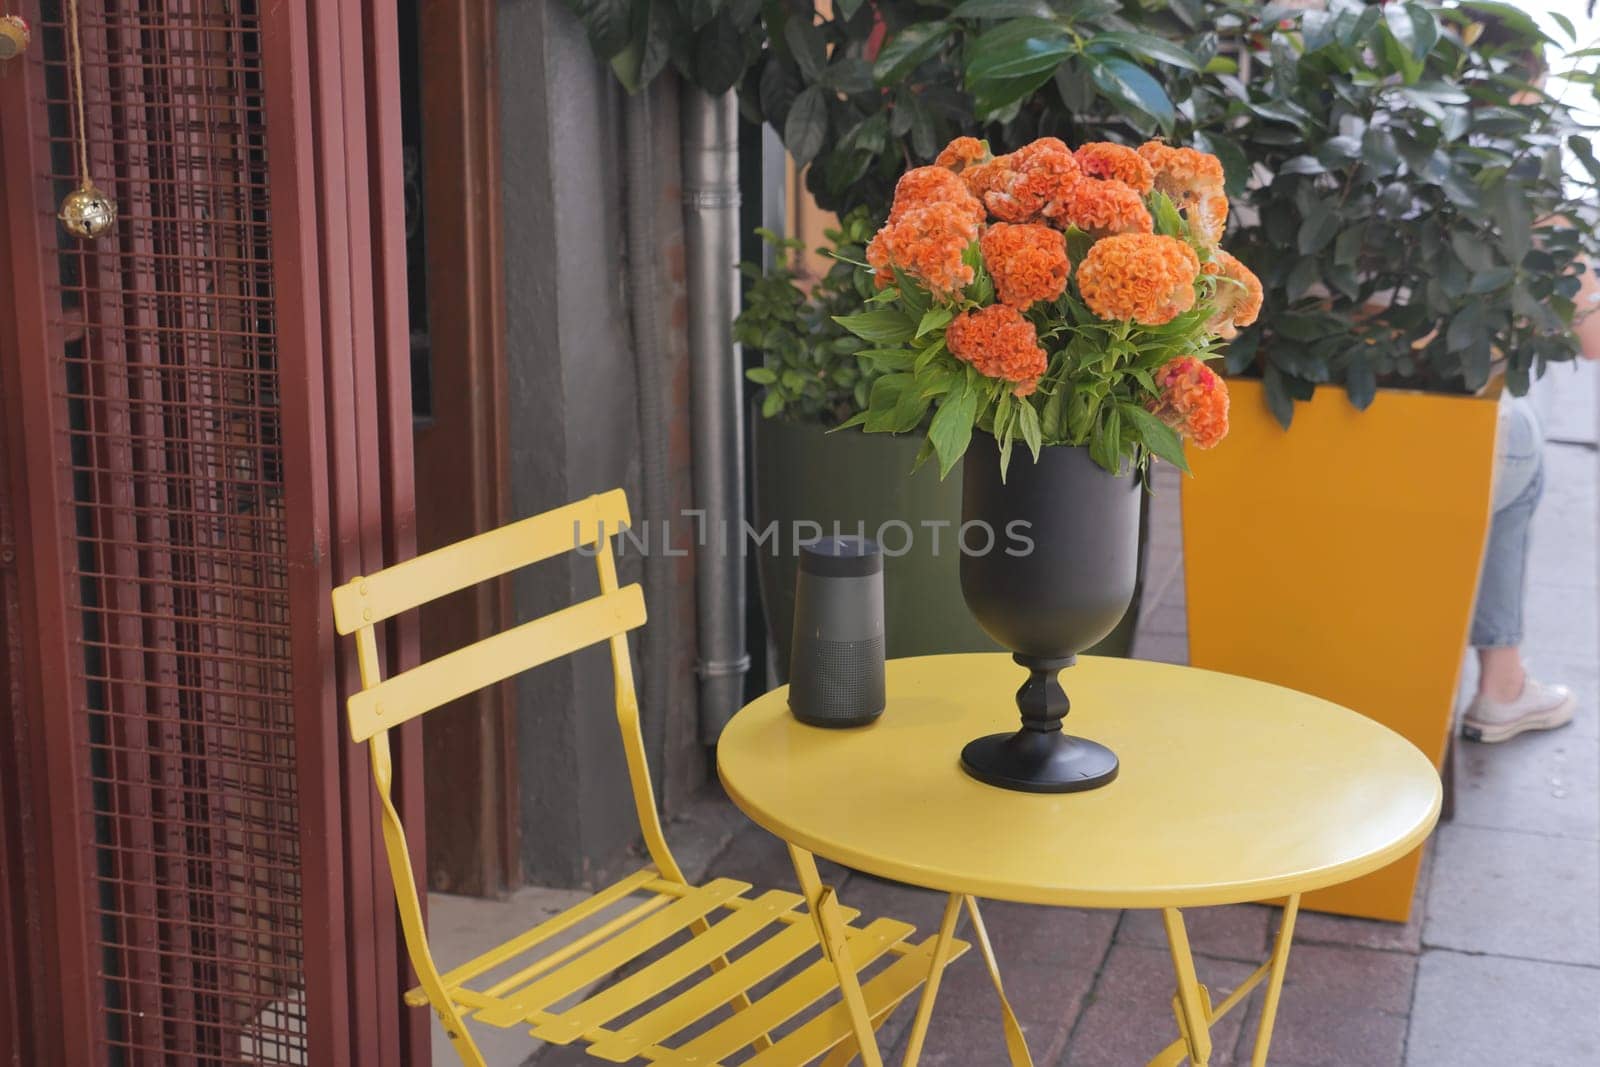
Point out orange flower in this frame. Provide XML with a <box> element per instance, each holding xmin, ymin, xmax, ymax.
<box><xmin>946</xmin><ymin>304</ymin><xmax>1049</xmax><ymax>384</ymax></box>
<box><xmin>1073</xmin><ymin>142</ymin><xmax>1154</xmax><ymax>194</ymax></box>
<box><xmin>888</xmin><ymin>165</ymin><xmax>986</xmax><ymax>228</ymax></box>
<box><xmin>1149</xmin><ymin>356</ymin><xmax>1229</xmax><ymax>449</ymax></box>
<box><xmin>935</xmin><ymin>136</ymin><xmax>989</xmax><ymax>174</ymax></box>
<box><xmin>1043</xmin><ymin>177</ymin><xmax>1153</xmax><ymax>238</ymax></box>
<box><xmin>961</xmin><ymin>156</ymin><xmax>1010</xmax><ymax>203</ymax></box>
<box><xmin>867</xmin><ymin>200</ymin><xmax>979</xmax><ymax>298</ymax></box>
<box><xmin>1076</xmin><ymin>233</ymin><xmax>1200</xmax><ymax>325</ymax></box>
<box><xmin>981</xmin><ymin>138</ymin><xmax>1080</xmax><ymax>223</ymax></box>
<box><xmin>980</xmin><ymin>223</ymin><xmax>1071</xmax><ymax>310</ymax></box>
<box><xmin>1202</xmin><ymin>251</ymin><xmax>1263</xmax><ymax>340</ymax></box>
<box><xmin>1138</xmin><ymin>142</ymin><xmax>1228</xmax><ymax>245</ymax></box>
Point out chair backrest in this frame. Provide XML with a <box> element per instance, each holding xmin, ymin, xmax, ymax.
<box><xmin>331</xmin><ymin>488</ymin><xmax>686</xmax><ymax>885</ymax></box>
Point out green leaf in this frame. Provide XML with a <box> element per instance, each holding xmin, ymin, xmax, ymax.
<box><xmin>1489</xmin><ymin>180</ymin><xmax>1533</xmax><ymax>267</ymax></box>
<box><xmin>563</xmin><ymin>0</ymin><xmax>632</xmax><ymax>58</ymax></box>
<box><xmin>1447</xmin><ymin>301</ymin><xmax>1484</xmax><ymax>353</ymax></box>
<box><xmin>693</xmin><ymin>12</ymin><xmax>746</xmax><ymax>93</ymax></box>
<box><xmin>784</xmin><ymin>18</ymin><xmax>827</xmax><ymax>81</ymax></box>
<box><xmin>1089</xmin><ymin>57</ymin><xmax>1175</xmax><ymax>133</ymax></box>
<box><xmin>1345</xmin><ymin>359</ymin><xmax>1377</xmax><ymax>411</ymax></box>
<box><xmin>834</xmin><ymin>308</ymin><xmax>917</xmax><ymax>344</ymax></box>
<box><xmin>745</xmin><ymin>367</ymin><xmax>777</xmax><ymax>385</ymax></box>
<box><xmin>1084</xmin><ymin>32</ymin><xmax>1202</xmax><ymax>71</ymax></box>
<box><xmin>1385</xmin><ymin>2</ymin><xmax>1438</xmax><ymax>62</ymax></box>
<box><xmin>916</xmin><ymin>306</ymin><xmax>954</xmax><ymax>338</ymax></box>
<box><xmin>1120</xmin><ymin>404</ymin><xmax>1188</xmax><ymax>473</ymax></box>
<box><xmin>820</xmin><ymin>57</ymin><xmax>875</xmax><ymax>94</ymax></box>
<box><xmin>762</xmin><ymin>391</ymin><xmax>784</xmax><ymax>417</ymax></box>
<box><xmin>948</xmin><ymin>0</ymin><xmax>1054</xmax><ymax>17</ymax></box>
<box><xmin>873</xmin><ymin>21</ymin><xmax>952</xmax><ymax>85</ymax></box>
<box><xmin>1297</xmin><ymin>210</ymin><xmax>1340</xmax><ymax>255</ymax></box>
<box><xmin>1263</xmin><ymin>363</ymin><xmax>1295</xmax><ymax>429</ymax></box>
<box><xmin>1467</xmin><ymin>267</ymin><xmax>1515</xmax><ymax>295</ymax></box>
<box><xmin>928</xmin><ymin>384</ymin><xmax>978</xmax><ymax>479</ymax></box>
<box><xmin>784</xmin><ymin>85</ymin><xmax>828</xmax><ymax>166</ymax></box>
<box><xmin>1015</xmin><ymin>400</ymin><xmax>1043</xmax><ymax>461</ymax></box>
<box><xmin>1149</xmin><ymin>191</ymin><xmax>1185</xmax><ymax>238</ymax></box>
<box><xmin>1089</xmin><ymin>406</ymin><xmax>1122</xmax><ymax>473</ymax></box>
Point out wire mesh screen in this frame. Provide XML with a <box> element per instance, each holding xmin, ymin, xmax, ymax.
<box><xmin>40</xmin><ymin>0</ymin><xmax>308</xmax><ymax>1061</ymax></box>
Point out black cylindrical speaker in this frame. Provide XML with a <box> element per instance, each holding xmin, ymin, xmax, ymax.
<box><xmin>788</xmin><ymin>537</ymin><xmax>886</xmax><ymax>728</ymax></box>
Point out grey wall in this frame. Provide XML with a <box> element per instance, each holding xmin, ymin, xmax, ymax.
<box><xmin>498</xmin><ymin>0</ymin><xmax>704</xmax><ymax>888</ymax></box>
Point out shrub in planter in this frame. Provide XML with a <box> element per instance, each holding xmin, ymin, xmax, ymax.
<box><xmin>1181</xmin><ymin>0</ymin><xmax>1600</xmax><ymax>419</ymax></box>
<box><xmin>1177</xmin><ymin>2</ymin><xmax>1600</xmax><ymax>921</ymax></box>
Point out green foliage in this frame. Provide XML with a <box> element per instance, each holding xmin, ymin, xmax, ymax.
<box><xmin>568</xmin><ymin>0</ymin><xmax>1600</xmax><ymax>424</ymax></box>
<box><xmin>562</xmin><ymin>0</ymin><xmax>1218</xmax><ymax>214</ymax></box>
<box><xmin>1180</xmin><ymin>0</ymin><xmax>1600</xmax><ymax>423</ymax></box>
<box><xmin>836</xmin><ymin>209</ymin><xmax>1223</xmax><ymax>480</ymax></box>
<box><xmin>737</xmin><ymin>210</ymin><xmax>882</xmax><ymax>425</ymax></box>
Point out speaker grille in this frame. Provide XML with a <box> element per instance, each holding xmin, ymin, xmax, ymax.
<box><xmin>790</xmin><ymin>635</ymin><xmax>886</xmax><ymax>727</ymax></box>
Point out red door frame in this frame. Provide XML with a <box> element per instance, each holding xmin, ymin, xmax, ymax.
<box><xmin>0</xmin><ymin>0</ymin><xmax>427</xmax><ymax>1062</ymax></box>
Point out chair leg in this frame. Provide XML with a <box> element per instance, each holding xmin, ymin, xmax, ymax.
<box><xmin>789</xmin><ymin>845</ymin><xmax>885</xmax><ymax>1067</ymax></box>
<box><xmin>432</xmin><ymin>999</ymin><xmax>488</xmax><ymax>1067</ymax></box>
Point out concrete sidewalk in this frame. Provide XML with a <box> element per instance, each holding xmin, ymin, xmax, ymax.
<box><xmin>437</xmin><ymin>363</ymin><xmax>1599</xmax><ymax>1066</ymax></box>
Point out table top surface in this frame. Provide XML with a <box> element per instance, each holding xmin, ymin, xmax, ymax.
<box><xmin>717</xmin><ymin>654</ymin><xmax>1441</xmax><ymax>908</ymax></box>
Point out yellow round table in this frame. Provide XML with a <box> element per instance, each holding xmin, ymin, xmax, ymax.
<box><xmin>717</xmin><ymin>654</ymin><xmax>1441</xmax><ymax>1067</ymax></box>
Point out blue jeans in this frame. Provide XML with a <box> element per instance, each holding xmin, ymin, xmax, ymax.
<box><xmin>1471</xmin><ymin>396</ymin><xmax>1544</xmax><ymax>648</ymax></box>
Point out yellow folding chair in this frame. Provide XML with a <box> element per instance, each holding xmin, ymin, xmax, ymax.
<box><xmin>332</xmin><ymin>489</ymin><xmax>968</xmax><ymax>1065</ymax></box>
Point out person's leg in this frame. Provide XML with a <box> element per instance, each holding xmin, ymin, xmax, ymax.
<box><xmin>1464</xmin><ymin>397</ymin><xmax>1574</xmax><ymax>741</ymax></box>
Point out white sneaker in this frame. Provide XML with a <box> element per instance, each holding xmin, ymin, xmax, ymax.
<box><xmin>1461</xmin><ymin>678</ymin><xmax>1577</xmax><ymax>743</ymax></box>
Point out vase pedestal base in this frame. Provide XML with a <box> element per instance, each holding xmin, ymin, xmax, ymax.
<box><xmin>960</xmin><ymin>728</ymin><xmax>1119</xmax><ymax>794</ymax></box>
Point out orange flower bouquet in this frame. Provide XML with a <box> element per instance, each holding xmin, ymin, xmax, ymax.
<box><xmin>836</xmin><ymin>136</ymin><xmax>1260</xmax><ymax>478</ymax></box>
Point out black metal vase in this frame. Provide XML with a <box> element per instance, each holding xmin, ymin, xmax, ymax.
<box><xmin>959</xmin><ymin>432</ymin><xmax>1140</xmax><ymax>793</ymax></box>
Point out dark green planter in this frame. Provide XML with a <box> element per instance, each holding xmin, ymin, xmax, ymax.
<box><xmin>752</xmin><ymin>417</ymin><xmax>1144</xmax><ymax>681</ymax></box>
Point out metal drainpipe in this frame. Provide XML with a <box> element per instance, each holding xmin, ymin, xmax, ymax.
<box><xmin>623</xmin><ymin>87</ymin><xmax>673</xmax><ymax>797</ymax></box>
<box><xmin>682</xmin><ymin>88</ymin><xmax>749</xmax><ymax>743</ymax></box>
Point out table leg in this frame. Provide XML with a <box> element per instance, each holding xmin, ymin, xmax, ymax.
<box><xmin>1146</xmin><ymin>899</ymin><xmax>1302</xmax><ymax>1067</ymax></box>
<box><xmin>1161</xmin><ymin>908</ymin><xmax>1215</xmax><ymax>1067</ymax></box>
<box><xmin>962</xmin><ymin>897</ymin><xmax>1034</xmax><ymax>1067</ymax></box>
<box><xmin>1249</xmin><ymin>894</ymin><xmax>1300</xmax><ymax>1067</ymax></box>
<box><xmin>788</xmin><ymin>845</ymin><xmax>885</xmax><ymax>1067</ymax></box>
<box><xmin>900</xmin><ymin>894</ymin><xmax>964</xmax><ymax>1067</ymax></box>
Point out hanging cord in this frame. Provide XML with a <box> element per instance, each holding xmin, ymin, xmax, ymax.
<box><xmin>66</xmin><ymin>0</ymin><xmax>90</xmax><ymax>186</ymax></box>
<box><xmin>57</xmin><ymin>0</ymin><xmax>113</xmax><ymax>238</ymax></box>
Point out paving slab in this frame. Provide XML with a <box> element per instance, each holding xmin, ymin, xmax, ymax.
<box><xmin>1233</xmin><ymin>942</ymin><xmax>1415</xmax><ymax>1067</ymax></box>
<box><xmin>1422</xmin><ymin>823</ymin><xmax>1600</xmax><ymax>966</ymax></box>
<box><xmin>1405</xmin><ymin>951</ymin><xmax>1600</xmax><ymax>1067</ymax></box>
<box><xmin>884</xmin><ymin>954</ymin><xmax>1097</xmax><ymax>1067</ymax></box>
<box><xmin>1063</xmin><ymin>943</ymin><xmax>1255</xmax><ymax>1066</ymax></box>
<box><xmin>1451</xmin><ymin>720</ymin><xmax>1600</xmax><ymax>840</ymax></box>
<box><xmin>1294</xmin><ymin>845</ymin><xmax>1433</xmax><ymax>955</ymax></box>
<box><xmin>1116</xmin><ymin>905</ymin><xmax>1271</xmax><ymax>964</ymax></box>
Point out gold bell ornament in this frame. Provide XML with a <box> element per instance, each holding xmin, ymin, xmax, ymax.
<box><xmin>59</xmin><ymin>182</ymin><xmax>117</xmax><ymax>239</ymax></box>
<box><xmin>56</xmin><ymin>0</ymin><xmax>115</xmax><ymax>240</ymax></box>
<box><xmin>0</xmin><ymin>14</ymin><xmax>30</xmax><ymax>61</ymax></box>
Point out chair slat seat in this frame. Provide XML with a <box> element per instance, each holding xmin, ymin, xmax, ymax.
<box><xmin>336</xmin><ymin>491</ymin><xmax>963</xmax><ymax>1066</ymax></box>
<box><xmin>403</xmin><ymin>866</ymin><xmax>969</xmax><ymax>1065</ymax></box>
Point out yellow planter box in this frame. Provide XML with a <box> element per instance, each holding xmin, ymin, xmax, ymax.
<box><xmin>1181</xmin><ymin>377</ymin><xmax>1499</xmax><ymax>921</ymax></box>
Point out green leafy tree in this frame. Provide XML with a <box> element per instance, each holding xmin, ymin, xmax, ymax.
<box><xmin>563</xmin><ymin>0</ymin><xmax>1227</xmax><ymax>214</ymax></box>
